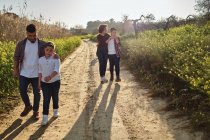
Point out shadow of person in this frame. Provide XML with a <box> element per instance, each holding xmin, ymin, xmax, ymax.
<box><xmin>63</xmin><ymin>82</ymin><xmax>120</xmax><ymax>140</ymax></box>
<box><xmin>90</xmin><ymin>58</ymin><xmax>98</xmax><ymax>67</ymax></box>
<box><xmin>3</xmin><ymin>116</ymin><xmax>38</xmax><ymax>140</ymax></box>
<box><xmin>90</xmin><ymin>82</ymin><xmax>120</xmax><ymax>140</ymax></box>
<box><xmin>63</xmin><ymin>84</ymin><xmax>102</xmax><ymax>140</ymax></box>
<box><xmin>0</xmin><ymin>118</ymin><xmax>23</xmax><ymax>139</ymax></box>
<box><xmin>28</xmin><ymin>117</ymin><xmax>57</xmax><ymax>140</ymax></box>
<box><xmin>89</xmin><ymin>81</ymin><xmax>113</xmax><ymax>139</ymax></box>
<box><xmin>105</xmin><ymin>83</ymin><xmax>120</xmax><ymax>140</ymax></box>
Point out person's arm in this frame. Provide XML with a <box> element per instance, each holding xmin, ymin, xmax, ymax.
<box><xmin>116</xmin><ymin>37</ymin><xmax>121</xmax><ymax>45</ymax></box>
<box><xmin>13</xmin><ymin>42</ymin><xmax>20</xmax><ymax>78</ymax></box>
<box><xmin>106</xmin><ymin>37</ymin><xmax>112</xmax><ymax>44</ymax></box>
<box><xmin>38</xmin><ymin>73</ymin><xmax>42</xmax><ymax>91</ymax></box>
<box><xmin>38</xmin><ymin>59</ymin><xmax>42</xmax><ymax>90</ymax></box>
<box><xmin>53</xmin><ymin>52</ymin><xmax>60</xmax><ymax>59</ymax></box>
<box><xmin>44</xmin><ymin>59</ymin><xmax>60</xmax><ymax>82</ymax></box>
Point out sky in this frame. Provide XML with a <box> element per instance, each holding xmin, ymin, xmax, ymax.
<box><xmin>0</xmin><ymin>0</ymin><xmax>197</xmax><ymax>28</ymax></box>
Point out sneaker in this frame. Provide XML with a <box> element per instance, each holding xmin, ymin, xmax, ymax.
<box><xmin>53</xmin><ymin>109</ymin><xmax>59</xmax><ymax>118</ymax></box>
<box><xmin>116</xmin><ymin>77</ymin><xmax>121</xmax><ymax>82</ymax></box>
<box><xmin>41</xmin><ymin>115</ymin><xmax>48</xmax><ymax>126</ymax></box>
<box><xmin>33</xmin><ymin>111</ymin><xmax>40</xmax><ymax>120</ymax></box>
<box><xmin>101</xmin><ymin>79</ymin><xmax>108</xmax><ymax>84</ymax></box>
<box><xmin>20</xmin><ymin>105</ymin><xmax>32</xmax><ymax>117</ymax></box>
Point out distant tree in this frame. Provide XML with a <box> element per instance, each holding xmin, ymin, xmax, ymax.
<box><xmin>165</xmin><ymin>15</ymin><xmax>178</xmax><ymax>30</ymax></box>
<box><xmin>145</xmin><ymin>13</ymin><xmax>155</xmax><ymax>22</ymax></box>
<box><xmin>122</xmin><ymin>15</ymin><xmax>129</xmax><ymax>22</ymax></box>
<box><xmin>109</xmin><ymin>18</ymin><xmax>115</xmax><ymax>23</ymax></box>
<box><xmin>74</xmin><ymin>24</ymin><xmax>84</xmax><ymax>29</ymax></box>
<box><xmin>86</xmin><ymin>19</ymin><xmax>123</xmax><ymax>34</ymax></box>
<box><xmin>131</xmin><ymin>15</ymin><xmax>145</xmax><ymax>38</ymax></box>
<box><xmin>195</xmin><ymin>0</ymin><xmax>210</xmax><ymax>14</ymax></box>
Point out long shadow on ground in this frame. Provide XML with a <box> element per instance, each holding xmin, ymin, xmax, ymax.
<box><xmin>63</xmin><ymin>82</ymin><xmax>120</xmax><ymax>140</ymax></box>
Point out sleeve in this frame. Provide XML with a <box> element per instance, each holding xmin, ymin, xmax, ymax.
<box><xmin>38</xmin><ymin>59</ymin><xmax>42</xmax><ymax>73</ymax></box>
<box><xmin>14</xmin><ymin>42</ymin><xmax>21</xmax><ymax>62</ymax></box>
<box><xmin>54</xmin><ymin>59</ymin><xmax>61</xmax><ymax>73</ymax></box>
<box><xmin>118</xmin><ymin>37</ymin><xmax>121</xmax><ymax>46</ymax></box>
<box><xmin>106</xmin><ymin>33</ymin><xmax>111</xmax><ymax>40</ymax></box>
<box><xmin>97</xmin><ymin>35</ymin><xmax>100</xmax><ymax>42</ymax></box>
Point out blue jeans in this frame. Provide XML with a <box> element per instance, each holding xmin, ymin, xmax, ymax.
<box><xmin>97</xmin><ymin>47</ymin><xmax>108</xmax><ymax>77</ymax></box>
<box><xmin>19</xmin><ymin>76</ymin><xmax>40</xmax><ymax>112</ymax></box>
<box><xmin>108</xmin><ymin>54</ymin><xmax>120</xmax><ymax>77</ymax></box>
<box><xmin>41</xmin><ymin>80</ymin><xmax>60</xmax><ymax>115</ymax></box>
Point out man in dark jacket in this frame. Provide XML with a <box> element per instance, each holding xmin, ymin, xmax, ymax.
<box><xmin>13</xmin><ymin>24</ymin><xmax>46</xmax><ymax>119</ymax></box>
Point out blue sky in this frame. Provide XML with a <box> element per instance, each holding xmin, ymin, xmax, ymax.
<box><xmin>0</xmin><ymin>0</ymin><xmax>197</xmax><ymax>28</ymax></box>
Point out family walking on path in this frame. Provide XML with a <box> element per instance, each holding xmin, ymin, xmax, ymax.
<box><xmin>12</xmin><ymin>23</ymin><xmax>121</xmax><ymax>126</ymax></box>
<box><xmin>13</xmin><ymin>24</ymin><xmax>61</xmax><ymax>125</ymax></box>
<box><xmin>96</xmin><ymin>24</ymin><xmax>121</xmax><ymax>84</ymax></box>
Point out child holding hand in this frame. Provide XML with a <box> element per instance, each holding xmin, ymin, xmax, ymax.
<box><xmin>106</xmin><ymin>28</ymin><xmax>121</xmax><ymax>82</ymax></box>
<box><xmin>38</xmin><ymin>42</ymin><xmax>61</xmax><ymax>125</ymax></box>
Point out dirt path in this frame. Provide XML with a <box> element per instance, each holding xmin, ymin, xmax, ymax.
<box><xmin>0</xmin><ymin>41</ymin><xmax>204</xmax><ymax>140</ymax></box>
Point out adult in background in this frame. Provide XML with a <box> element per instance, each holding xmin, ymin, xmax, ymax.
<box><xmin>96</xmin><ymin>24</ymin><xmax>110</xmax><ymax>84</ymax></box>
<box><xmin>13</xmin><ymin>24</ymin><xmax>51</xmax><ymax>119</ymax></box>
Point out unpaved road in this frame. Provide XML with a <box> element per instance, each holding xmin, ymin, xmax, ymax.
<box><xmin>0</xmin><ymin>41</ymin><xmax>204</xmax><ymax>140</ymax></box>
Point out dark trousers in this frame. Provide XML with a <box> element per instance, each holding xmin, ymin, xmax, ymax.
<box><xmin>97</xmin><ymin>48</ymin><xmax>108</xmax><ymax>77</ymax></box>
<box><xmin>41</xmin><ymin>80</ymin><xmax>60</xmax><ymax>115</ymax></box>
<box><xmin>19</xmin><ymin>76</ymin><xmax>40</xmax><ymax>112</ymax></box>
<box><xmin>108</xmin><ymin>54</ymin><xmax>120</xmax><ymax>77</ymax></box>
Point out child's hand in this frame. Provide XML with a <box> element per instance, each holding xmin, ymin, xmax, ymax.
<box><xmin>44</xmin><ymin>76</ymin><xmax>51</xmax><ymax>82</ymax></box>
<box><xmin>38</xmin><ymin>84</ymin><xmax>42</xmax><ymax>91</ymax></box>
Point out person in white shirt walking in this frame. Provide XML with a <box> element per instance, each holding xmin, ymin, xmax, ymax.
<box><xmin>13</xmin><ymin>24</ymin><xmax>46</xmax><ymax>119</ymax></box>
<box><xmin>106</xmin><ymin>28</ymin><xmax>121</xmax><ymax>82</ymax></box>
<box><xmin>38</xmin><ymin>42</ymin><xmax>61</xmax><ymax>125</ymax></box>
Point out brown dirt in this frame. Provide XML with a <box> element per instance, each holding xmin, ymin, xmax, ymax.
<box><xmin>0</xmin><ymin>41</ymin><xmax>204</xmax><ymax>140</ymax></box>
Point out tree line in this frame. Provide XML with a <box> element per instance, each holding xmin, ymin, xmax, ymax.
<box><xmin>71</xmin><ymin>0</ymin><xmax>210</xmax><ymax>36</ymax></box>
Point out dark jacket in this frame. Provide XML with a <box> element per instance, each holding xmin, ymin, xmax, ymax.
<box><xmin>14</xmin><ymin>38</ymin><xmax>46</xmax><ymax>70</ymax></box>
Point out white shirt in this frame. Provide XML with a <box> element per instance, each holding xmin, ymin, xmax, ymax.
<box><xmin>108</xmin><ymin>39</ymin><xmax>116</xmax><ymax>55</ymax></box>
<box><xmin>39</xmin><ymin>56</ymin><xmax>61</xmax><ymax>83</ymax></box>
<box><xmin>20</xmin><ymin>40</ymin><xmax>39</xmax><ymax>78</ymax></box>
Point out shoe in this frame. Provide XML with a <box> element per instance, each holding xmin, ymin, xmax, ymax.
<box><xmin>101</xmin><ymin>79</ymin><xmax>108</xmax><ymax>84</ymax></box>
<box><xmin>33</xmin><ymin>111</ymin><xmax>40</xmax><ymax>120</ymax></box>
<box><xmin>41</xmin><ymin>115</ymin><xmax>48</xmax><ymax>126</ymax></box>
<box><xmin>53</xmin><ymin>109</ymin><xmax>59</xmax><ymax>118</ymax></box>
<box><xmin>20</xmin><ymin>105</ymin><xmax>32</xmax><ymax>117</ymax></box>
<box><xmin>101</xmin><ymin>76</ymin><xmax>108</xmax><ymax>84</ymax></box>
<box><xmin>116</xmin><ymin>77</ymin><xmax>121</xmax><ymax>82</ymax></box>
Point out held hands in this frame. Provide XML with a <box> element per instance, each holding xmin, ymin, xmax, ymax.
<box><xmin>53</xmin><ymin>53</ymin><xmax>60</xmax><ymax>59</ymax></box>
<box><xmin>44</xmin><ymin>76</ymin><xmax>51</xmax><ymax>82</ymax></box>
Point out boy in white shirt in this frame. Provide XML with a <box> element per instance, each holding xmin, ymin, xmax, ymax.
<box><xmin>38</xmin><ymin>42</ymin><xmax>61</xmax><ymax>125</ymax></box>
<box><xmin>106</xmin><ymin>28</ymin><xmax>121</xmax><ymax>82</ymax></box>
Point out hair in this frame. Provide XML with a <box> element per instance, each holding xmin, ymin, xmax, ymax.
<box><xmin>44</xmin><ymin>42</ymin><xmax>55</xmax><ymax>49</ymax></box>
<box><xmin>110</xmin><ymin>27</ymin><xmax>117</xmax><ymax>32</ymax></box>
<box><xmin>98</xmin><ymin>24</ymin><xmax>107</xmax><ymax>33</ymax></box>
<box><xmin>26</xmin><ymin>24</ymin><xmax>36</xmax><ymax>33</ymax></box>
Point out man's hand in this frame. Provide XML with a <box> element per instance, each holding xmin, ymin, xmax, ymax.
<box><xmin>44</xmin><ymin>76</ymin><xmax>51</xmax><ymax>82</ymax></box>
<box><xmin>13</xmin><ymin>69</ymin><xmax>19</xmax><ymax>78</ymax></box>
<box><xmin>53</xmin><ymin>53</ymin><xmax>60</xmax><ymax>59</ymax></box>
<box><xmin>38</xmin><ymin>84</ymin><xmax>42</xmax><ymax>92</ymax></box>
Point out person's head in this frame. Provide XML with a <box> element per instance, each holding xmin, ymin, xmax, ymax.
<box><xmin>26</xmin><ymin>24</ymin><xmax>37</xmax><ymax>43</ymax></box>
<box><xmin>98</xmin><ymin>24</ymin><xmax>108</xmax><ymax>34</ymax></box>
<box><xmin>110</xmin><ymin>28</ymin><xmax>117</xmax><ymax>37</ymax></box>
<box><xmin>44</xmin><ymin>42</ymin><xmax>55</xmax><ymax>57</ymax></box>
